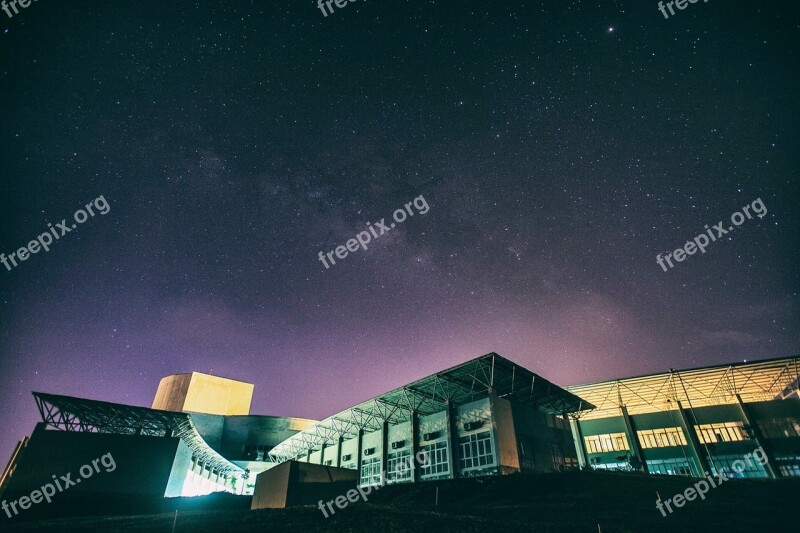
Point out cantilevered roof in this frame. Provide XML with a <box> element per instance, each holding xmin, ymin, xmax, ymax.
<box><xmin>565</xmin><ymin>355</ymin><xmax>800</xmax><ymax>421</ymax></box>
<box><xmin>269</xmin><ymin>352</ymin><xmax>592</xmax><ymax>464</ymax></box>
<box><xmin>33</xmin><ymin>392</ymin><xmax>244</xmax><ymax>477</ymax></box>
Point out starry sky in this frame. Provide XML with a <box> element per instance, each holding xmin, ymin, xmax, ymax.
<box><xmin>1</xmin><ymin>1</ymin><xmax>798</xmax><ymax>465</ymax></box>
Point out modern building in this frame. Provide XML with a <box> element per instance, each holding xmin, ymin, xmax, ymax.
<box><xmin>565</xmin><ymin>356</ymin><xmax>800</xmax><ymax>479</ymax></box>
<box><xmin>0</xmin><ymin>375</ymin><xmax>316</xmax><ymax>503</ymax></box>
<box><xmin>1</xmin><ymin>352</ymin><xmax>798</xmax><ymax>520</ymax></box>
<box><xmin>267</xmin><ymin>353</ymin><xmax>590</xmax><ymax>485</ymax></box>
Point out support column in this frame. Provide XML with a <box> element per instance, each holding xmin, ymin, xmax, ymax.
<box><xmin>675</xmin><ymin>400</ymin><xmax>711</xmax><ymax>476</ymax></box>
<box><xmin>319</xmin><ymin>442</ymin><xmax>326</xmax><ymax>466</ymax></box>
<box><xmin>381</xmin><ymin>420</ymin><xmax>390</xmax><ymax>481</ymax></box>
<box><xmin>735</xmin><ymin>394</ymin><xmax>778</xmax><ymax>478</ymax></box>
<box><xmin>355</xmin><ymin>429</ymin><xmax>364</xmax><ymax>483</ymax></box>
<box><xmin>620</xmin><ymin>406</ymin><xmax>647</xmax><ymax>473</ymax></box>
<box><xmin>411</xmin><ymin>411</ymin><xmax>420</xmax><ymax>482</ymax></box>
<box><xmin>445</xmin><ymin>401</ymin><xmax>460</xmax><ymax>479</ymax></box>
<box><xmin>569</xmin><ymin>418</ymin><xmax>588</xmax><ymax>469</ymax></box>
<box><xmin>335</xmin><ymin>436</ymin><xmax>343</xmax><ymax>468</ymax></box>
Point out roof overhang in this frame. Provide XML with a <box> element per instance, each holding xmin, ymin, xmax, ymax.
<box><xmin>269</xmin><ymin>352</ymin><xmax>592</xmax><ymax>464</ymax></box>
<box><xmin>32</xmin><ymin>392</ymin><xmax>245</xmax><ymax>478</ymax></box>
<box><xmin>565</xmin><ymin>355</ymin><xmax>800</xmax><ymax>421</ymax></box>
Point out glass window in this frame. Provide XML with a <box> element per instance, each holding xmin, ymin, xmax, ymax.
<box><xmin>757</xmin><ymin>417</ymin><xmax>800</xmax><ymax>438</ymax></box>
<box><xmin>779</xmin><ymin>465</ymin><xmax>800</xmax><ymax>477</ymax></box>
<box><xmin>387</xmin><ymin>450</ymin><xmax>413</xmax><ymax>482</ymax></box>
<box><xmin>584</xmin><ymin>432</ymin><xmax>629</xmax><ymax>453</ymax></box>
<box><xmin>243</xmin><ymin>444</ymin><xmax>272</xmax><ymax>461</ymax></box>
<box><xmin>709</xmin><ymin>454</ymin><xmax>768</xmax><ymax>479</ymax></box>
<box><xmin>695</xmin><ymin>422</ymin><xmax>748</xmax><ymax>444</ymax></box>
<box><xmin>359</xmin><ymin>457</ymin><xmax>382</xmax><ymax>486</ymax></box>
<box><xmin>518</xmin><ymin>435</ymin><xmax>536</xmax><ymax>472</ymax></box>
<box><xmin>646</xmin><ymin>458</ymin><xmax>696</xmax><ymax>476</ymax></box>
<box><xmin>637</xmin><ymin>427</ymin><xmax>687</xmax><ymax>449</ymax></box>
<box><xmin>551</xmin><ymin>443</ymin><xmax>564</xmax><ymax>470</ymax></box>
<box><xmin>419</xmin><ymin>441</ymin><xmax>449</xmax><ymax>478</ymax></box>
<box><xmin>591</xmin><ymin>461</ymin><xmax>629</xmax><ymax>471</ymax></box>
<box><xmin>775</xmin><ymin>455</ymin><xmax>800</xmax><ymax>478</ymax></box>
<box><xmin>458</xmin><ymin>431</ymin><xmax>495</xmax><ymax>471</ymax></box>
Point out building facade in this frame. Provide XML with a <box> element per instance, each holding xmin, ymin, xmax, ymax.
<box><xmin>2</xmin><ymin>352</ymin><xmax>798</xmax><ymax>517</ymax></box>
<box><xmin>565</xmin><ymin>356</ymin><xmax>800</xmax><ymax>479</ymax></box>
<box><xmin>0</xmin><ymin>379</ymin><xmax>315</xmax><ymax>500</ymax></box>
<box><xmin>267</xmin><ymin>353</ymin><xmax>588</xmax><ymax>486</ymax></box>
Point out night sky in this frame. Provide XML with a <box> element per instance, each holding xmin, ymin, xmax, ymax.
<box><xmin>1</xmin><ymin>1</ymin><xmax>798</xmax><ymax>465</ymax></box>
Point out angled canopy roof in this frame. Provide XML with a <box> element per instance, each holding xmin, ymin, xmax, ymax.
<box><xmin>269</xmin><ymin>352</ymin><xmax>592</xmax><ymax>464</ymax></box>
<box><xmin>565</xmin><ymin>355</ymin><xmax>800</xmax><ymax>421</ymax></box>
<box><xmin>33</xmin><ymin>392</ymin><xmax>245</xmax><ymax>478</ymax></box>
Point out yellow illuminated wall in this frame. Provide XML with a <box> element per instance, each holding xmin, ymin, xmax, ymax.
<box><xmin>152</xmin><ymin>372</ymin><xmax>254</xmax><ymax>416</ymax></box>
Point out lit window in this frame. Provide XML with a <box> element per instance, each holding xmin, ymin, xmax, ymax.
<box><xmin>694</xmin><ymin>422</ymin><xmax>748</xmax><ymax>444</ymax></box>
<box><xmin>584</xmin><ymin>433</ymin><xmax>629</xmax><ymax>453</ymax></box>
<box><xmin>775</xmin><ymin>455</ymin><xmax>800</xmax><ymax>478</ymax></box>
<box><xmin>591</xmin><ymin>461</ymin><xmax>629</xmax><ymax>471</ymax></box>
<box><xmin>709</xmin><ymin>454</ymin><xmax>768</xmax><ymax>479</ymax></box>
<box><xmin>779</xmin><ymin>465</ymin><xmax>800</xmax><ymax>477</ymax></box>
<box><xmin>637</xmin><ymin>427</ymin><xmax>687</xmax><ymax>449</ymax></box>
<box><xmin>646</xmin><ymin>458</ymin><xmax>696</xmax><ymax>476</ymax></box>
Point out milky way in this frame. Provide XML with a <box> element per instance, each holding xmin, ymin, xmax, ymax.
<box><xmin>1</xmin><ymin>1</ymin><xmax>798</xmax><ymax>463</ymax></box>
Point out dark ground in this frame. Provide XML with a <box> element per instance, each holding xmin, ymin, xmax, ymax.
<box><xmin>2</xmin><ymin>471</ymin><xmax>798</xmax><ymax>532</ymax></box>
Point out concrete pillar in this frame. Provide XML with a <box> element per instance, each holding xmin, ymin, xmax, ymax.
<box><xmin>735</xmin><ymin>394</ymin><xmax>778</xmax><ymax>478</ymax></box>
<box><xmin>445</xmin><ymin>401</ymin><xmax>460</xmax><ymax>478</ymax></box>
<box><xmin>675</xmin><ymin>400</ymin><xmax>711</xmax><ymax>476</ymax></box>
<box><xmin>569</xmin><ymin>418</ymin><xmax>588</xmax><ymax>469</ymax></box>
<box><xmin>381</xmin><ymin>420</ymin><xmax>390</xmax><ymax>481</ymax></box>
<box><xmin>620</xmin><ymin>406</ymin><xmax>647</xmax><ymax>473</ymax></box>
<box><xmin>319</xmin><ymin>442</ymin><xmax>326</xmax><ymax>466</ymax></box>
<box><xmin>411</xmin><ymin>411</ymin><xmax>420</xmax><ymax>482</ymax></box>
<box><xmin>335</xmin><ymin>436</ymin><xmax>343</xmax><ymax>468</ymax></box>
<box><xmin>355</xmin><ymin>429</ymin><xmax>364</xmax><ymax>483</ymax></box>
